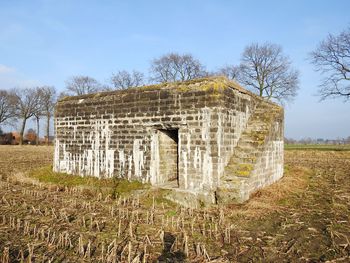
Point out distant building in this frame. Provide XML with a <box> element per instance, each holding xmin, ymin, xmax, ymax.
<box><xmin>12</xmin><ymin>132</ymin><xmax>21</xmax><ymax>144</ymax></box>
<box><xmin>0</xmin><ymin>131</ymin><xmax>20</xmax><ymax>145</ymax></box>
<box><xmin>0</xmin><ymin>133</ymin><xmax>13</xmax><ymax>145</ymax></box>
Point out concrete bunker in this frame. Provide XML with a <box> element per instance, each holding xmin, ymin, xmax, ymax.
<box><xmin>54</xmin><ymin>77</ymin><xmax>284</xmax><ymax>206</ymax></box>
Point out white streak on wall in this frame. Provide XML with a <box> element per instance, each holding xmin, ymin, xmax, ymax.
<box><xmin>118</xmin><ymin>149</ymin><xmax>125</xmax><ymax>177</ymax></box>
<box><xmin>272</xmin><ymin>140</ymin><xmax>284</xmax><ymax>179</ymax></box>
<box><xmin>127</xmin><ymin>155</ymin><xmax>133</xmax><ymax>180</ymax></box>
<box><xmin>53</xmin><ymin>138</ymin><xmax>60</xmax><ymax>171</ymax></box>
<box><xmin>106</xmin><ymin>150</ymin><xmax>115</xmax><ymax>177</ymax></box>
<box><xmin>86</xmin><ymin>150</ymin><xmax>92</xmax><ymax>175</ymax></box>
<box><xmin>202</xmin><ymin>150</ymin><xmax>213</xmax><ymax>187</ymax></box>
<box><xmin>186</xmin><ymin>132</ymin><xmax>191</xmax><ymax>159</ymax></box>
<box><xmin>193</xmin><ymin>146</ymin><xmax>201</xmax><ymax>169</ymax></box>
<box><xmin>200</xmin><ymin>108</ymin><xmax>213</xmax><ymax>188</ymax></box>
<box><xmin>217</xmin><ymin>160</ymin><xmax>224</xmax><ymax>186</ymax></box>
<box><xmin>201</xmin><ymin>108</ymin><xmax>211</xmax><ymax>141</ymax></box>
<box><xmin>182</xmin><ymin>151</ymin><xmax>188</xmax><ymax>189</ymax></box>
<box><xmin>217</xmin><ymin>112</ymin><xmax>222</xmax><ymax>157</ymax></box>
<box><xmin>73</xmin><ymin>126</ymin><xmax>77</xmax><ymax>140</ymax></box>
<box><xmin>133</xmin><ymin>139</ymin><xmax>144</xmax><ymax>178</ymax></box>
<box><xmin>150</xmin><ymin>132</ymin><xmax>159</xmax><ymax>184</ymax></box>
<box><xmin>54</xmin><ymin>117</ymin><xmax>115</xmax><ymax>178</ymax></box>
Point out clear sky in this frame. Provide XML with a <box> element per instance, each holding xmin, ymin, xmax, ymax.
<box><xmin>0</xmin><ymin>0</ymin><xmax>349</xmax><ymax>139</ymax></box>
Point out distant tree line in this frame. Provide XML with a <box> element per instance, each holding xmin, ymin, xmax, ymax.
<box><xmin>65</xmin><ymin>25</ymin><xmax>349</xmax><ymax>104</ymax></box>
<box><xmin>62</xmin><ymin>26</ymin><xmax>350</xmax><ymax>103</ymax></box>
<box><xmin>63</xmin><ymin>45</ymin><xmax>300</xmax><ymax>105</ymax></box>
<box><xmin>1</xmin><ymin>26</ymin><xmax>349</xmax><ymax>144</ymax></box>
<box><xmin>285</xmin><ymin>136</ymin><xmax>350</xmax><ymax>145</ymax></box>
<box><xmin>0</xmin><ymin>86</ymin><xmax>56</xmax><ymax>145</ymax></box>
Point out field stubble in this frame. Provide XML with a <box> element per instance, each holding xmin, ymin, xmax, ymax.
<box><xmin>0</xmin><ymin>146</ymin><xmax>349</xmax><ymax>262</ymax></box>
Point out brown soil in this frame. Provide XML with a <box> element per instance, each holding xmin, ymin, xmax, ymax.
<box><xmin>0</xmin><ymin>146</ymin><xmax>349</xmax><ymax>262</ymax></box>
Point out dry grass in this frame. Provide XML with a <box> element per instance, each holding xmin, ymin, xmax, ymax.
<box><xmin>0</xmin><ymin>145</ymin><xmax>52</xmax><ymax>180</ymax></box>
<box><xmin>235</xmin><ymin>165</ymin><xmax>311</xmax><ymax>217</ymax></box>
<box><xmin>0</xmin><ymin>146</ymin><xmax>349</xmax><ymax>262</ymax></box>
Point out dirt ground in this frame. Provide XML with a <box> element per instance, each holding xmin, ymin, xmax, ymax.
<box><xmin>0</xmin><ymin>146</ymin><xmax>349</xmax><ymax>262</ymax></box>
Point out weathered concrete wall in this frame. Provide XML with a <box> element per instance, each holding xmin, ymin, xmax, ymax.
<box><xmin>216</xmin><ymin>100</ymin><xmax>284</xmax><ymax>204</ymax></box>
<box><xmin>54</xmin><ymin>78</ymin><xmax>284</xmax><ymax>205</ymax></box>
<box><xmin>232</xmin><ymin>115</ymin><xmax>284</xmax><ymax>203</ymax></box>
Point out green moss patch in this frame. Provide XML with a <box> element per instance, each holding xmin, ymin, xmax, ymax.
<box><xmin>29</xmin><ymin>165</ymin><xmax>149</xmax><ymax>196</ymax></box>
<box><xmin>236</xmin><ymin>163</ymin><xmax>254</xmax><ymax>177</ymax></box>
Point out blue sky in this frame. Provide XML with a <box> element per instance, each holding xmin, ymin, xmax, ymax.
<box><xmin>0</xmin><ymin>0</ymin><xmax>349</xmax><ymax>139</ymax></box>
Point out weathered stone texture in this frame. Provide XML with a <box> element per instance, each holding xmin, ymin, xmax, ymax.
<box><xmin>54</xmin><ymin>77</ymin><xmax>284</xmax><ymax>205</ymax></box>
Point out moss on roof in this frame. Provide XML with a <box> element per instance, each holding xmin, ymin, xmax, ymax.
<box><xmin>58</xmin><ymin>76</ymin><xmax>282</xmax><ymax>109</ymax></box>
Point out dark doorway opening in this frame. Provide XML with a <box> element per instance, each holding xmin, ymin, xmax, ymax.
<box><xmin>158</xmin><ymin>129</ymin><xmax>179</xmax><ymax>187</ymax></box>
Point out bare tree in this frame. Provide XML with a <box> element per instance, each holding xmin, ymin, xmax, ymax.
<box><xmin>310</xmin><ymin>27</ymin><xmax>350</xmax><ymax>100</ymax></box>
<box><xmin>150</xmin><ymin>53</ymin><xmax>206</xmax><ymax>83</ymax></box>
<box><xmin>29</xmin><ymin>86</ymin><xmax>57</xmax><ymax>146</ymax></box>
<box><xmin>217</xmin><ymin>65</ymin><xmax>240</xmax><ymax>80</ymax></box>
<box><xmin>0</xmin><ymin>90</ymin><xmax>17</xmax><ymax>126</ymax></box>
<box><xmin>13</xmin><ymin>87</ymin><xmax>42</xmax><ymax>145</ymax></box>
<box><xmin>32</xmin><ymin>111</ymin><xmax>41</xmax><ymax>146</ymax></box>
<box><xmin>237</xmin><ymin>43</ymin><xmax>299</xmax><ymax>104</ymax></box>
<box><xmin>65</xmin><ymin>75</ymin><xmax>101</xmax><ymax>95</ymax></box>
<box><xmin>38</xmin><ymin>86</ymin><xmax>56</xmax><ymax>145</ymax></box>
<box><xmin>111</xmin><ymin>70</ymin><xmax>144</xmax><ymax>90</ymax></box>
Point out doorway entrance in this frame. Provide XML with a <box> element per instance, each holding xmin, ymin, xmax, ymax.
<box><xmin>158</xmin><ymin>129</ymin><xmax>179</xmax><ymax>187</ymax></box>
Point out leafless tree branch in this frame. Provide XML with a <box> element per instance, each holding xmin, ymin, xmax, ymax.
<box><xmin>65</xmin><ymin>76</ymin><xmax>102</xmax><ymax>95</ymax></box>
<box><xmin>110</xmin><ymin>70</ymin><xmax>144</xmax><ymax>90</ymax></box>
<box><xmin>237</xmin><ymin>43</ymin><xmax>299</xmax><ymax>104</ymax></box>
<box><xmin>0</xmin><ymin>90</ymin><xmax>17</xmax><ymax>126</ymax></box>
<box><xmin>217</xmin><ymin>65</ymin><xmax>240</xmax><ymax>80</ymax></box>
<box><xmin>310</xmin><ymin>27</ymin><xmax>350</xmax><ymax>100</ymax></box>
<box><xmin>150</xmin><ymin>53</ymin><xmax>207</xmax><ymax>83</ymax></box>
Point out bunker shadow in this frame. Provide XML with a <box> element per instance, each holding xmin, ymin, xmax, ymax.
<box><xmin>156</xmin><ymin>232</ymin><xmax>186</xmax><ymax>262</ymax></box>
